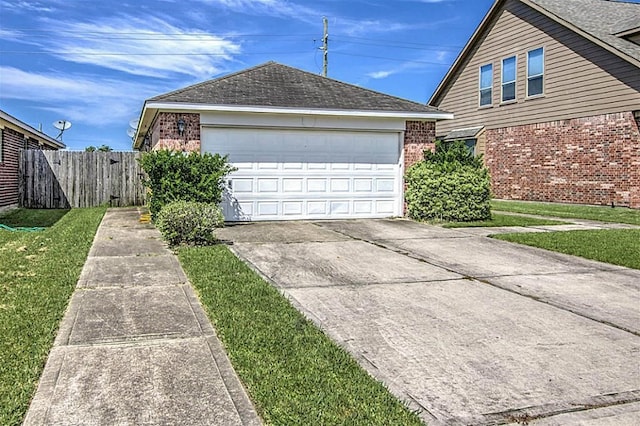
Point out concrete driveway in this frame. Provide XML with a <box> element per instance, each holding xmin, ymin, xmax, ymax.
<box><xmin>217</xmin><ymin>219</ymin><xmax>640</xmax><ymax>425</ymax></box>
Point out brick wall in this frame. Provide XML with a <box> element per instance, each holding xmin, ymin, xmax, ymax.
<box><xmin>403</xmin><ymin>120</ymin><xmax>436</xmax><ymax>171</ymax></box>
<box><xmin>485</xmin><ymin>111</ymin><xmax>640</xmax><ymax>208</ymax></box>
<box><xmin>0</xmin><ymin>129</ymin><xmax>45</xmax><ymax>208</ymax></box>
<box><xmin>151</xmin><ymin>112</ymin><xmax>201</xmax><ymax>152</ymax></box>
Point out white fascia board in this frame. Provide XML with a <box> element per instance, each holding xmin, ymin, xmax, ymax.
<box><xmin>144</xmin><ymin>102</ymin><xmax>454</xmax><ymax>121</ymax></box>
<box><xmin>0</xmin><ymin>110</ymin><xmax>65</xmax><ymax>149</ymax></box>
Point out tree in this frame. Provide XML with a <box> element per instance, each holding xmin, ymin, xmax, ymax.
<box><xmin>85</xmin><ymin>145</ymin><xmax>113</xmax><ymax>152</ymax></box>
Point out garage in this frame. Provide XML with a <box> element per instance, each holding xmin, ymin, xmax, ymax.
<box><xmin>202</xmin><ymin>127</ymin><xmax>403</xmax><ymax>221</ymax></box>
<box><xmin>134</xmin><ymin>61</ymin><xmax>452</xmax><ymax>221</ymax></box>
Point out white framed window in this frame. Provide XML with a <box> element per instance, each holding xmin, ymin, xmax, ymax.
<box><xmin>527</xmin><ymin>47</ymin><xmax>544</xmax><ymax>97</ymax></box>
<box><xmin>479</xmin><ymin>63</ymin><xmax>493</xmax><ymax>107</ymax></box>
<box><xmin>501</xmin><ymin>56</ymin><xmax>517</xmax><ymax>102</ymax></box>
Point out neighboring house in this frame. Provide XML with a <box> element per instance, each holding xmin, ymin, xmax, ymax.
<box><xmin>0</xmin><ymin>110</ymin><xmax>65</xmax><ymax>210</ymax></box>
<box><xmin>429</xmin><ymin>0</ymin><xmax>640</xmax><ymax>208</ymax></box>
<box><xmin>134</xmin><ymin>62</ymin><xmax>452</xmax><ymax>221</ymax></box>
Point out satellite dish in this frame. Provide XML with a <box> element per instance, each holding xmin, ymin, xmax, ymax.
<box><xmin>53</xmin><ymin>120</ymin><xmax>72</xmax><ymax>140</ymax></box>
<box><xmin>53</xmin><ymin>120</ymin><xmax>71</xmax><ymax>130</ymax></box>
<box><xmin>127</xmin><ymin>128</ymin><xmax>136</xmax><ymax>138</ymax></box>
<box><xmin>129</xmin><ymin>118</ymin><xmax>139</xmax><ymax>129</ymax></box>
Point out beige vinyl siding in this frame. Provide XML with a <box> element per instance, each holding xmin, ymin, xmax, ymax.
<box><xmin>436</xmin><ymin>0</ymin><xmax>640</xmax><ymax>135</ymax></box>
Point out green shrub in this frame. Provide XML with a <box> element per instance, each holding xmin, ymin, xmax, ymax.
<box><xmin>156</xmin><ymin>201</ymin><xmax>224</xmax><ymax>246</ymax></box>
<box><xmin>405</xmin><ymin>141</ymin><xmax>491</xmax><ymax>222</ymax></box>
<box><xmin>139</xmin><ymin>150</ymin><xmax>235</xmax><ymax>219</ymax></box>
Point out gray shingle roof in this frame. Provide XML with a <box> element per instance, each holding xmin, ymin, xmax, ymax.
<box><xmin>148</xmin><ymin>62</ymin><xmax>446</xmax><ymax>114</ymax></box>
<box><xmin>528</xmin><ymin>0</ymin><xmax>640</xmax><ymax>61</ymax></box>
<box><xmin>443</xmin><ymin>126</ymin><xmax>484</xmax><ymax>140</ymax></box>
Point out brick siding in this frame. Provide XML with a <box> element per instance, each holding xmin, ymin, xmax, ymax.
<box><xmin>485</xmin><ymin>111</ymin><xmax>640</xmax><ymax>208</ymax></box>
<box><xmin>403</xmin><ymin>121</ymin><xmax>436</xmax><ymax>171</ymax></box>
<box><xmin>0</xmin><ymin>128</ymin><xmax>49</xmax><ymax>208</ymax></box>
<box><xmin>151</xmin><ymin>112</ymin><xmax>201</xmax><ymax>152</ymax></box>
<box><xmin>403</xmin><ymin>120</ymin><xmax>437</xmax><ymax>215</ymax></box>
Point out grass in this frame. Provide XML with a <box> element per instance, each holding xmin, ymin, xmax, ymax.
<box><xmin>0</xmin><ymin>208</ymin><xmax>70</xmax><ymax>228</ymax></box>
<box><xmin>443</xmin><ymin>212</ymin><xmax>566</xmax><ymax>228</ymax></box>
<box><xmin>0</xmin><ymin>207</ymin><xmax>106</xmax><ymax>426</ymax></box>
<box><xmin>178</xmin><ymin>245</ymin><xmax>423</xmax><ymax>426</ymax></box>
<box><xmin>494</xmin><ymin>229</ymin><xmax>640</xmax><ymax>269</ymax></box>
<box><xmin>492</xmin><ymin>200</ymin><xmax>640</xmax><ymax>226</ymax></box>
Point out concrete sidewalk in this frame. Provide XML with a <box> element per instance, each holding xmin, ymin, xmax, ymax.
<box><xmin>24</xmin><ymin>207</ymin><xmax>261</xmax><ymax>426</ymax></box>
<box><xmin>457</xmin><ymin>210</ymin><xmax>640</xmax><ymax>237</ymax></box>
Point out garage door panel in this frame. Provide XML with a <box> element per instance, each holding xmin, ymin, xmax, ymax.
<box><xmin>283</xmin><ymin>179</ymin><xmax>303</xmax><ymax>192</ymax></box>
<box><xmin>354</xmin><ymin>179</ymin><xmax>372</xmax><ymax>192</ymax></box>
<box><xmin>202</xmin><ymin>128</ymin><xmax>401</xmax><ymax>221</ymax></box>
<box><xmin>307</xmin><ymin>179</ymin><xmax>326</xmax><ymax>192</ymax></box>
<box><xmin>233</xmin><ymin>179</ymin><xmax>253</xmax><ymax>193</ymax></box>
<box><xmin>330</xmin><ymin>179</ymin><xmax>350</xmax><ymax>192</ymax></box>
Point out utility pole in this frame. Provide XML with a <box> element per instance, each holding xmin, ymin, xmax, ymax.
<box><xmin>321</xmin><ymin>16</ymin><xmax>328</xmax><ymax>77</ymax></box>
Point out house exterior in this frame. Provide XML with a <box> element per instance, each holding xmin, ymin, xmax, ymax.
<box><xmin>429</xmin><ymin>0</ymin><xmax>640</xmax><ymax>208</ymax></box>
<box><xmin>134</xmin><ymin>62</ymin><xmax>452</xmax><ymax>221</ymax></box>
<box><xmin>0</xmin><ymin>110</ymin><xmax>65</xmax><ymax>210</ymax></box>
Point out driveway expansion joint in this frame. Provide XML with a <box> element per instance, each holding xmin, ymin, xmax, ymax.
<box><xmin>480</xmin><ymin>389</ymin><xmax>640</xmax><ymax>425</ymax></box>
<box><xmin>474</xmin><ymin>276</ymin><xmax>640</xmax><ymax>336</ymax></box>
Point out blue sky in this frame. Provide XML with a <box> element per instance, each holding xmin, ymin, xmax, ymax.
<box><xmin>2</xmin><ymin>0</ymin><xmax>504</xmax><ymax>150</ymax></box>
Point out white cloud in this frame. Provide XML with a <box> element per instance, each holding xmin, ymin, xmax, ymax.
<box><xmin>35</xmin><ymin>16</ymin><xmax>242</xmax><ymax>79</ymax></box>
<box><xmin>199</xmin><ymin>0</ymin><xmax>319</xmax><ymax>21</ymax></box>
<box><xmin>365</xmin><ymin>50</ymin><xmax>452</xmax><ymax>80</ymax></box>
<box><xmin>367</xmin><ymin>70</ymin><xmax>394</xmax><ymax>79</ymax></box>
<box><xmin>0</xmin><ymin>66</ymin><xmax>158</xmax><ymax>126</ymax></box>
<box><xmin>0</xmin><ymin>1</ymin><xmax>55</xmax><ymax>12</ymax></box>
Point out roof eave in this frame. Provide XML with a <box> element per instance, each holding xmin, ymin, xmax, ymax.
<box><xmin>519</xmin><ymin>0</ymin><xmax>640</xmax><ymax>68</ymax></box>
<box><xmin>429</xmin><ymin>0</ymin><xmax>505</xmax><ymax>106</ymax></box>
<box><xmin>429</xmin><ymin>0</ymin><xmax>640</xmax><ymax>106</ymax></box>
<box><xmin>0</xmin><ymin>110</ymin><xmax>65</xmax><ymax>149</ymax></box>
<box><xmin>145</xmin><ymin>102</ymin><xmax>452</xmax><ymax>119</ymax></box>
<box><xmin>133</xmin><ymin>102</ymin><xmax>454</xmax><ymax>150</ymax></box>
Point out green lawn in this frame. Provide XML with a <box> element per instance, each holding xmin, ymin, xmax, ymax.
<box><xmin>443</xmin><ymin>212</ymin><xmax>566</xmax><ymax>228</ymax></box>
<box><xmin>494</xmin><ymin>229</ymin><xmax>640</xmax><ymax>270</ymax></box>
<box><xmin>178</xmin><ymin>245</ymin><xmax>423</xmax><ymax>426</ymax></box>
<box><xmin>0</xmin><ymin>207</ymin><xmax>106</xmax><ymax>426</ymax></box>
<box><xmin>492</xmin><ymin>200</ymin><xmax>640</xmax><ymax>225</ymax></box>
<box><xmin>0</xmin><ymin>208</ymin><xmax>70</xmax><ymax>228</ymax></box>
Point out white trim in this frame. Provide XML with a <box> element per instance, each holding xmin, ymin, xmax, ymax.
<box><xmin>526</xmin><ymin>46</ymin><xmax>545</xmax><ymax>98</ymax></box>
<box><xmin>398</xmin><ymin>131</ymin><xmax>406</xmax><ymax>217</ymax></box>
<box><xmin>478</xmin><ymin>63</ymin><xmax>493</xmax><ymax>107</ymax></box>
<box><xmin>0</xmin><ymin>110</ymin><xmax>64</xmax><ymax>149</ymax></box>
<box><xmin>429</xmin><ymin>0</ymin><xmax>640</xmax><ymax>106</ymax></box>
<box><xmin>431</xmin><ymin>0</ymin><xmax>504</xmax><ymax>106</ymax></box>
<box><xmin>144</xmin><ymin>102</ymin><xmax>453</xmax><ymax>120</ymax></box>
<box><xmin>520</xmin><ymin>0</ymin><xmax>640</xmax><ymax>69</ymax></box>
<box><xmin>501</xmin><ymin>55</ymin><xmax>517</xmax><ymax>103</ymax></box>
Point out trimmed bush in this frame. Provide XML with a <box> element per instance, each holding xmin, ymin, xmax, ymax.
<box><xmin>405</xmin><ymin>141</ymin><xmax>491</xmax><ymax>222</ymax></box>
<box><xmin>139</xmin><ymin>150</ymin><xmax>235</xmax><ymax>219</ymax></box>
<box><xmin>155</xmin><ymin>201</ymin><xmax>224</xmax><ymax>246</ymax></box>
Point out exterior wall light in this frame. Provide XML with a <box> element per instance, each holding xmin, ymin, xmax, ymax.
<box><xmin>177</xmin><ymin>118</ymin><xmax>186</xmax><ymax>136</ymax></box>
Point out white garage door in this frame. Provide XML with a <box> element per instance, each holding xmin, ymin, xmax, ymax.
<box><xmin>201</xmin><ymin>128</ymin><xmax>403</xmax><ymax>221</ymax></box>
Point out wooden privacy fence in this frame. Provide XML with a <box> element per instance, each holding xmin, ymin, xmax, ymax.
<box><xmin>20</xmin><ymin>150</ymin><xmax>146</xmax><ymax>208</ymax></box>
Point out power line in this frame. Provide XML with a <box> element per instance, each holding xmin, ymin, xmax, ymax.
<box><xmin>332</xmin><ymin>36</ymin><xmax>461</xmax><ymax>52</ymax></box>
<box><xmin>4</xmin><ymin>29</ymin><xmax>316</xmax><ymax>38</ymax></box>
<box><xmin>332</xmin><ymin>51</ymin><xmax>451</xmax><ymax>66</ymax></box>
<box><xmin>0</xmin><ymin>50</ymin><xmax>311</xmax><ymax>56</ymax></box>
<box><xmin>332</xmin><ymin>34</ymin><xmax>463</xmax><ymax>49</ymax></box>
